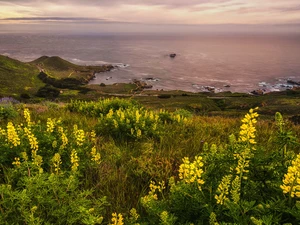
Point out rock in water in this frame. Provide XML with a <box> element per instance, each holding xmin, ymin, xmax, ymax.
<box><xmin>287</xmin><ymin>79</ymin><xmax>300</xmax><ymax>86</ymax></box>
<box><xmin>251</xmin><ymin>89</ymin><xmax>265</xmax><ymax>95</ymax></box>
<box><xmin>169</xmin><ymin>53</ymin><xmax>176</xmax><ymax>58</ymax></box>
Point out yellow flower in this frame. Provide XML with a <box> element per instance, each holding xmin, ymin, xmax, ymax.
<box><xmin>129</xmin><ymin>208</ymin><xmax>139</xmax><ymax>222</ymax></box>
<box><xmin>23</xmin><ymin>108</ymin><xmax>31</xmax><ymax>126</ymax></box>
<box><xmin>239</xmin><ymin>107</ymin><xmax>259</xmax><ymax>146</ymax></box>
<box><xmin>0</xmin><ymin>127</ymin><xmax>6</xmax><ymax>136</ymax></box>
<box><xmin>234</xmin><ymin>150</ymin><xmax>250</xmax><ymax>179</ymax></box>
<box><xmin>136</xmin><ymin>128</ymin><xmax>142</xmax><ymax>138</ymax></box>
<box><xmin>90</xmin><ymin>130</ymin><xmax>96</xmax><ymax>143</ymax></box>
<box><xmin>106</xmin><ymin>109</ymin><xmax>114</xmax><ymax>119</ymax></box>
<box><xmin>215</xmin><ymin>174</ymin><xmax>232</xmax><ymax>205</ymax></box>
<box><xmin>58</xmin><ymin>126</ymin><xmax>68</xmax><ymax>149</ymax></box>
<box><xmin>135</xmin><ymin>110</ymin><xmax>141</xmax><ymax>123</ymax></box>
<box><xmin>6</xmin><ymin>122</ymin><xmax>20</xmax><ymax>148</ymax></box>
<box><xmin>113</xmin><ymin>119</ymin><xmax>119</xmax><ymax>129</ymax></box>
<box><xmin>21</xmin><ymin>152</ymin><xmax>28</xmax><ymax>161</ymax></box>
<box><xmin>71</xmin><ymin>149</ymin><xmax>79</xmax><ymax>172</ymax></box>
<box><xmin>280</xmin><ymin>154</ymin><xmax>300</xmax><ymax>198</ymax></box>
<box><xmin>12</xmin><ymin>157</ymin><xmax>21</xmax><ymax>167</ymax></box>
<box><xmin>91</xmin><ymin>146</ymin><xmax>101</xmax><ymax>164</ymax></box>
<box><xmin>110</xmin><ymin>213</ymin><xmax>124</xmax><ymax>225</ymax></box>
<box><xmin>52</xmin><ymin>153</ymin><xmax>62</xmax><ymax>174</ymax></box>
<box><xmin>179</xmin><ymin>156</ymin><xmax>205</xmax><ymax>189</ymax></box>
<box><xmin>73</xmin><ymin>125</ymin><xmax>85</xmax><ymax>146</ymax></box>
<box><xmin>230</xmin><ymin>176</ymin><xmax>241</xmax><ymax>203</ymax></box>
<box><xmin>32</xmin><ymin>155</ymin><xmax>43</xmax><ymax>173</ymax></box>
<box><xmin>46</xmin><ymin>118</ymin><xmax>55</xmax><ymax>133</ymax></box>
<box><xmin>24</xmin><ymin>127</ymin><xmax>38</xmax><ymax>154</ymax></box>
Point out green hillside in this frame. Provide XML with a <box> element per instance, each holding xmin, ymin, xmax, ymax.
<box><xmin>0</xmin><ymin>55</ymin><xmax>43</xmax><ymax>97</ymax></box>
<box><xmin>32</xmin><ymin>56</ymin><xmax>80</xmax><ymax>72</ymax></box>
<box><xmin>31</xmin><ymin>56</ymin><xmax>113</xmax><ymax>81</ymax></box>
<box><xmin>0</xmin><ymin>55</ymin><xmax>113</xmax><ymax>99</ymax></box>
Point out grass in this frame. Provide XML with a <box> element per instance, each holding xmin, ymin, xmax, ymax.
<box><xmin>30</xmin><ymin>55</ymin><xmax>113</xmax><ymax>81</ymax></box>
<box><xmin>0</xmin><ymin>55</ymin><xmax>43</xmax><ymax>97</ymax></box>
<box><xmin>1</xmin><ymin>101</ymin><xmax>299</xmax><ymax>224</ymax></box>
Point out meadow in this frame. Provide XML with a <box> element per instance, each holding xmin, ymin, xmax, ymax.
<box><xmin>0</xmin><ymin>97</ymin><xmax>299</xmax><ymax>224</ymax></box>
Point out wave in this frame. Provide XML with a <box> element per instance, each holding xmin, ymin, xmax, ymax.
<box><xmin>70</xmin><ymin>58</ymin><xmax>111</xmax><ymax>65</ymax></box>
<box><xmin>112</xmin><ymin>63</ymin><xmax>130</xmax><ymax>69</ymax></box>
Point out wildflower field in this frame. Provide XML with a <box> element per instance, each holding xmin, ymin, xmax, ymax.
<box><xmin>0</xmin><ymin>98</ymin><xmax>299</xmax><ymax>224</ymax></box>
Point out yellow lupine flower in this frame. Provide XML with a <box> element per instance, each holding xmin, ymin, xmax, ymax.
<box><xmin>136</xmin><ymin>129</ymin><xmax>142</xmax><ymax>138</ymax></box>
<box><xmin>0</xmin><ymin>127</ymin><xmax>6</xmax><ymax>136</ymax></box>
<box><xmin>179</xmin><ymin>156</ymin><xmax>205</xmax><ymax>188</ymax></box>
<box><xmin>234</xmin><ymin>150</ymin><xmax>250</xmax><ymax>179</ymax></box>
<box><xmin>129</xmin><ymin>208</ymin><xmax>139</xmax><ymax>222</ymax></box>
<box><xmin>110</xmin><ymin>213</ymin><xmax>124</xmax><ymax>225</ymax></box>
<box><xmin>46</xmin><ymin>118</ymin><xmax>55</xmax><ymax>133</ymax></box>
<box><xmin>52</xmin><ymin>153</ymin><xmax>62</xmax><ymax>174</ymax></box>
<box><xmin>280</xmin><ymin>154</ymin><xmax>300</xmax><ymax>198</ymax></box>
<box><xmin>12</xmin><ymin>157</ymin><xmax>21</xmax><ymax>167</ymax></box>
<box><xmin>135</xmin><ymin>110</ymin><xmax>141</xmax><ymax>123</ymax></box>
<box><xmin>106</xmin><ymin>109</ymin><xmax>114</xmax><ymax>119</ymax></box>
<box><xmin>230</xmin><ymin>176</ymin><xmax>241</xmax><ymax>203</ymax></box>
<box><xmin>73</xmin><ymin>125</ymin><xmax>85</xmax><ymax>146</ymax></box>
<box><xmin>58</xmin><ymin>126</ymin><xmax>68</xmax><ymax>149</ymax></box>
<box><xmin>23</xmin><ymin>108</ymin><xmax>31</xmax><ymax>126</ymax></box>
<box><xmin>71</xmin><ymin>149</ymin><xmax>79</xmax><ymax>172</ymax></box>
<box><xmin>21</xmin><ymin>152</ymin><xmax>28</xmax><ymax>161</ymax></box>
<box><xmin>239</xmin><ymin>107</ymin><xmax>259</xmax><ymax>146</ymax></box>
<box><xmin>215</xmin><ymin>174</ymin><xmax>232</xmax><ymax>205</ymax></box>
<box><xmin>91</xmin><ymin>146</ymin><xmax>101</xmax><ymax>164</ymax></box>
<box><xmin>24</xmin><ymin>127</ymin><xmax>38</xmax><ymax>153</ymax></box>
<box><xmin>32</xmin><ymin>155</ymin><xmax>43</xmax><ymax>173</ymax></box>
<box><xmin>113</xmin><ymin>119</ymin><xmax>119</xmax><ymax>129</ymax></box>
<box><xmin>6</xmin><ymin>122</ymin><xmax>20</xmax><ymax>147</ymax></box>
<box><xmin>90</xmin><ymin>130</ymin><xmax>96</xmax><ymax>143</ymax></box>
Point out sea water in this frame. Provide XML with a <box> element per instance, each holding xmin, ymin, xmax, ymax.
<box><xmin>1</xmin><ymin>33</ymin><xmax>299</xmax><ymax>93</ymax></box>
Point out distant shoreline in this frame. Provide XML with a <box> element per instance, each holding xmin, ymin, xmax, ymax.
<box><xmin>90</xmin><ymin>70</ymin><xmax>300</xmax><ymax>95</ymax></box>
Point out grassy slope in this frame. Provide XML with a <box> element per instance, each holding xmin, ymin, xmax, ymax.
<box><xmin>0</xmin><ymin>54</ymin><xmax>113</xmax><ymax>98</ymax></box>
<box><xmin>31</xmin><ymin>56</ymin><xmax>112</xmax><ymax>81</ymax></box>
<box><xmin>0</xmin><ymin>55</ymin><xmax>43</xmax><ymax>97</ymax></box>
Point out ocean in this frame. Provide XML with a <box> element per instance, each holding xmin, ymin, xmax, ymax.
<box><xmin>1</xmin><ymin>33</ymin><xmax>300</xmax><ymax>93</ymax></box>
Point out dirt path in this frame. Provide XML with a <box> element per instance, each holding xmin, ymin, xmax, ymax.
<box><xmin>68</xmin><ymin>71</ymin><xmax>74</xmax><ymax>77</ymax></box>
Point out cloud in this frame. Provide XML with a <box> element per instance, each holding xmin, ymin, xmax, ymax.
<box><xmin>1</xmin><ymin>0</ymin><xmax>300</xmax><ymax>32</ymax></box>
<box><xmin>0</xmin><ymin>0</ymin><xmax>231</xmax><ymax>8</ymax></box>
<box><xmin>1</xmin><ymin>17</ymin><xmax>106</xmax><ymax>22</ymax></box>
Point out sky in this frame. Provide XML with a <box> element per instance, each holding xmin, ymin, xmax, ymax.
<box><xmin>0</xmin><ymin>0</ymin><xmax>300</xmax><ymax>34</ymax></box>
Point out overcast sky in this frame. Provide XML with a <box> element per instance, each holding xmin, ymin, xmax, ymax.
<box><xmin>1</xmin><ymin>0</ymin><xmax>300</xmax><ymax>34</ymax></box>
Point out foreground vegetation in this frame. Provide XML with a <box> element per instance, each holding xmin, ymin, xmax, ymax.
<box><xmin>0</xmin><ymin>98</ymin><xmax>299</xmax><ymax>224</ymax></box>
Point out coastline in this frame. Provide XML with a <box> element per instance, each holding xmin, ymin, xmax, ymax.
<box><xmin>90</xmin><ymin>69</ymin><xmax>300</xmax><ymax>95</ymax></box>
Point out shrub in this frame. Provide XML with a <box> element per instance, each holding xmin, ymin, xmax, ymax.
<box><xmin>140</xmin><ymin>108</ymin><xmax>300</xmax><ymax>224</ymax></box>
<box><xmin>67</xmin><ymin>98</ymin><xmax>140</xmax><ymax>117</ymax></box>
<box><xmin>36</xmin><ymin>85</ymin><xmax>60</xmax><ymax>98</ymax></box>
<box><xmin>0</xmin><ymin>108</ymin><xmax>107</xmax><ymax>224</ymax></box>
<box><xmin>0</xmin><ymin>103</ymin><xmax>18</xmax><ymax>120</ymax></box>
<box><xmin>68</xmin><ymin>99</ymin><xmax>189</xmax><ymax>141</ymax></box>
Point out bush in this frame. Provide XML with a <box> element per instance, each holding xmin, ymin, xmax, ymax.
<box><xmin>0</xmin><ymin>103</ymin><xmax>18</xmax><ymax>120</ymax></box>
<box><xmin>20</xmin><ymin>93</ymin><xmax>31</xmax><ymax>99</ymax></box>
<box><xmin>67</xmin><ymin>98</ymin><xmax>140</xmax><ymax>117</ymax></box>
<box><xmin>140</xmin><ymin>109</ymin><xmax>300</xmax><ymax>224</ymax></box>
<box><xmin>157</xmin><ymin>94</ymin><xmax>171</xmax><ymax>99</ymax></box>
<box><xmin>68</xmin><ymin>99</ymin><xmax>189</xmax><ymax>141</ymax></box>
<box><xmin>0</xmin><ymin>108</ymin><xmax>107</xmax><ymax>224</ymax></box>
<box><xmin>36</xmin><ymin>85</ymin><xmax>60</xmax><ymax>98</ymax></box>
